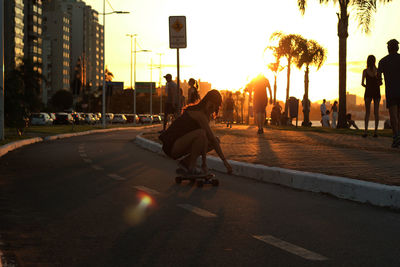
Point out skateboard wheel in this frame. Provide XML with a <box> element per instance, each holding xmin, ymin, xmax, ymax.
<box><xmin>212</xmin><ymin>179</ymin><xmax>219</xmax><ymax>186</ymax></box>
<box><xmin>175</xmin><ymin>177</ymin><xmax>182</xmax><ymax>184</ymax></box>
<box><xmin>197</xmin><ymin>180</ymin><xmax>204</xmax><ymax>187</ymax></box>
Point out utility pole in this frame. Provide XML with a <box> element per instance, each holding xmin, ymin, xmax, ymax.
<box><xmin>126</xmin><ymin>34</ymin><xmax>136</xmax><ymax>91</ymax></box>
<box><xmin>156</xmin><ymin>52</ymin><xmax>164</xmax><ymax>114</ymax></box>
<box><xmin>150</xmin><ymin>58</ymin><xmax>153</xmax><ymax>118</ymax></box>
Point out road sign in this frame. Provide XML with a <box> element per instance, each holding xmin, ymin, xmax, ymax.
<box><xmin>169</xmin><ymin>16</ymin><xmax>187</xmax><ymax>48</ymax></box>
<box><xmin>135</xmin><ymin>82</ymin><xmax>156</xmax><ymax>93</ymax></box>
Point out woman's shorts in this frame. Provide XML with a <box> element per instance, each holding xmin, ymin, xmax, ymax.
<box><xmin>254</xmin><ymin>105</ymin><xmax>266</xmax><ymax>113</ymax></box>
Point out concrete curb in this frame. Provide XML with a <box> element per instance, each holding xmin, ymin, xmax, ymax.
<box><xmin>135</xmin><ymin>134</ymin><xmax>400</xmax><ymax>209</ymax></box>
<box><xmin>0</xmin><ymin>125</ymin><xmax>160</xmax><ymax>158</ymax></box>
<box><xmin>0</xmin><ymin>137</ymin><xmax>43</xmax><ymax>158</ymax></box>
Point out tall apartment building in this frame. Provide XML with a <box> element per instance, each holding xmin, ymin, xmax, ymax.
<box><xmin>85</xmin><ymin>6</ymin><xmax>104</xmax><ymax>90</ymax></box>
<box><xmin>4</xmin><ymin>0</ymin><xmax>25</xmax><ymax>74</ymax></box>
<box><xmin>41</xmin><ymin>0</ymin><xmax>104</xmax><ymax>105</ymax></box>
<box><xmin>42</xmin><ymin>0</ymin><xmax>71</xmax><ymax>104</ymax></box>
<box><xmin>23</xmin><ymin>0</ymin><xmax>43</xmax><ymax>74</ymax></box>
<box><xmin>59</xmin><ymin>0</ymin><xmax>104</xmax><ymax>94</ymax></box>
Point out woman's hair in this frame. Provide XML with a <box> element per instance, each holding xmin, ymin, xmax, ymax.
<box><xmin>366</xmin><ymin>55</ymin><xmax>376</xmax><ymax>70</ymax></box>
<box><xmin>188</xmin><ymin>78</ymin><xmax>197</xmax><ymax>88</ymax></box>
<box><xmin>185</xmin><ymin>89</ymin><xmax>222</xmax><ymax>115</ymax></box>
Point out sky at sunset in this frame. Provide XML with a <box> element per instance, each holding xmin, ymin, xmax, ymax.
<box><xmin>85</xmin><ymin>0</ymin><xmax>400</xmax><ymax>102</ymax></box>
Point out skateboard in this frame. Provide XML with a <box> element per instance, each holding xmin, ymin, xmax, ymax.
<box><xmin>175</xmin><ymin>173</ymin><xmax>219</xmax><ymax>187</ymax></box>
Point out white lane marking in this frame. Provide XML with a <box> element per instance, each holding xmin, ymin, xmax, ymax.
<box><xmin>133</xmin><ymin>186</ymin><xmax>160</xmax><ymax>195</ymax></box>
<box><xmin>253</xmin><ymin>235</ymin><xmax>328</xmax><ymax>261</ymax></box>
<box><xmin>91</xmin><ymin>165</ymin><xmax>104</xmax><ymax>171</ymax></box>
<box><xmin>177</xmin><ymin>204</ymin><xmax>217</xmax><ymax>218</ymax></box>
<box><xmin>80</xmin><ymin>153</ymin><xmax>88</xmax><ymax>158</ymax></box>
<box><xmin>108</xmin><ymin>174</ymin><xmax>126</xmax><ymax>181</ymax></box>
<box><xmin>83</xmin><ymin>158</ymin><xmax>92</xmax><ymax>163</ymax></box>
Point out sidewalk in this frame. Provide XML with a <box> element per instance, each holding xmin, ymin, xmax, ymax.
<box><xmin>143</xmin><ymin>124</ymin><xmax>400</xmax><ymax>186</ymax></box>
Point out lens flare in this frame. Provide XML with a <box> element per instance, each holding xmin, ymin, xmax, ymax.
<box><xmin>124</xmin><ymin>192</ymin><xmax>155</xmax><ymax>226</ymax></box>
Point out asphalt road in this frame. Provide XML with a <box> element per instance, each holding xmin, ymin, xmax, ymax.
<box><xmin>0</xmin><ymin>129</ymin><xmax>399</xmax><ymax>266</ymax></box>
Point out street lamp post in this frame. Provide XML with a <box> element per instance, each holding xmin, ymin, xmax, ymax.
<box><xmin>101</xmin><ymin>1</ymin><xmax>129</xmax><ymax>128</ymax></box>
<box><xmin>131</xmin><ymin>35</ymin><xmax>150</xmax><ymax>117</ymax></box>
<box><xmin>156</xmin><ymin>53</ymin><xmax>164</xmax><ymax>115</ymax></box>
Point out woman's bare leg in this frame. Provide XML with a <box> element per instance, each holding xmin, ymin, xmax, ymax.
<box><xmin>373</xmin><ymin>98</ymin><xmax>380</xmax><ymax>135</ymax></box>
<box><xmin>170</xmin><ymin>129</ymin><xmax>208</xmax><ymax>171</ymax></box>
<box><xmin>364</xmin><ymin>97</ymin><xmax>372</xmax><ymax>135</ymax></box>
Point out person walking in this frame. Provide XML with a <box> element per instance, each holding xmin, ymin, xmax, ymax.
<box><xmin>249</xmin><ymin>74</ymin><xmax>272</xmax><ymax>134</ymax></box>
<box><xmin>187</xmin><ymin>78</ymin><xmax>200</xmax><ymax>105</ymax></box>
<box><xmin>331</xmin><ymin>101</ymin><xmax>338</xmax><ymax>128</ymax></box>
<box><xmin>378</xmin><ymin>39</ymin><xmax>400</xmax><ymax>148</ymax></box>
<box><xmin>362</xmin><ymin>55</ymin><xmax>381</xmax><ymax>137</ymax></box>
<box><xmin>159</xmin><ymin>90</ymin><xmax>232</xmax><ymax>176</ymax></box>
<box><xmin>320</xmin><ymin>99</ymin><xmax>327</xmax><ymax>118</ymax></box>
<box><xmin>162</xmin><ymin>74</ymin><xmax>178</xmax><ymax>132</ymax></box>
<box><xmin>224</xmin><ymin>92</ymin><xmax>235</xmax><ymax>128</ymax></box>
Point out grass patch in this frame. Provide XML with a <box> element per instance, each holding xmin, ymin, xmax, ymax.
<box><xmin>1</xmin><ymin>123</ymin><xmax>147</xmax><ymax>146</ymax></box>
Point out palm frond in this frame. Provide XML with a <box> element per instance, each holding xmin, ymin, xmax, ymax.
<box><xmin>354</xmin><ymin>0</ymin><xmax>376</xmax><ymax>34</ymax></box>
<box><xmin>298</xmin><ymin>0</ymin><xmax>307</xmax><ymax>15</ymax></box>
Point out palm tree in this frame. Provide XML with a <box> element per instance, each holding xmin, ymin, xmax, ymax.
<box><xmin>270</xmin><ymin>32</ymin><xmax>304</xmax><ymax>120</ymax></box>
<box><xmin>297</xmin><ymin>0</ymin><xmax>393</xmax><ymax>128</ymax></box>
<box><xmin>267</xmin><ymin>49</ymin><xmax>285</xmax><ymax>105</ymax></box>
<box><xmin>296</xmin><ymin>39</ymin><xmax>327</xmax><ymax>126</ymax></box>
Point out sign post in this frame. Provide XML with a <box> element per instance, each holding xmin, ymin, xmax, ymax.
<box><xmin>169</xmin><ymin>16</ymin><xmax>186</xmax><ymax>112</ymax></box>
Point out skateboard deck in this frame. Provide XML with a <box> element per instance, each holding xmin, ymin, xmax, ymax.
<box><xmin>175</xmin><ymin>173</ymin><xmax>219</xmax><ymax>187</ymax></box>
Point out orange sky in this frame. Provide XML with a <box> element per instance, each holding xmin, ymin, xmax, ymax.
<box><xmin>85</xmin><ymin>0</ymin><xmax>400</xmax><ymax>102</ymax></box>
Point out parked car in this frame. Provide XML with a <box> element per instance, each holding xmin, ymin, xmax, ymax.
<box><xmin>84</xmin><ymin>113</ymin><xmax>97</xmax><ymax>124</ymax></box>
<box><xmin>138</xmin><ymin>114</ymin><xmax>153</xmax><ymax>124</ymax></box>
<box><xmin>112</xmin><ymin>114</ymin><xmax>127</xmax><ymax>124</ymax></box>
<box><xmin>72</xmin><ymin>113</ymin><xmax>85</xmax><ymax>124</ymax></box>
<box><xmin>152</xmin><ymin>115</ymin><xmax>162</xmax><ymax>124</ymax></box>
<box><xmin>54</xmin><ymin>112</ymin><xmax>74</xmax><ymax>125</ymax></box>
<box><xmin>125</xmin><ymin>114</ymin><xmax>139</xmax><ymax>124</ymax></box>
<box><xmin>30</xmin><ymin>112</ymin><xmax>53</xmax><ymax>126</ymax></box>
<box><xmin>105</xmin><ymin>113</ymin><xmax>114</xmax><ymax>123</ymax></box>
<box><xmin>48</xmin><ymin>113</ymin><xmax>56</xmax><ymax>122</ymax></box>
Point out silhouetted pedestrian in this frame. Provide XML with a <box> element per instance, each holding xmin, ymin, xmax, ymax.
<box><xmin>362</xmin><ymin>55</ymin><xmax>381</xmax><ymax>138</ymax></box>
<box><xmin>163</xmin><ymin>74</ymin><xmax>178</xmax><ymax>132</ymax></box>
<box><xmin>271</xmin><ymin>102</ymin><xmax>282</xmax><ymax>126</ymax></box>
<box><xmin>320</xmin><ymin>99</ymin><xmax>327</xmax><ymax>119</ymax></box>
<box><xmin>331</xmin><ymin>101</ymin><xmax>338</xmax><ymax>128</ymax></box>
<box><xmin>224</xmin><ymin>92</ymin><xmax>235</xmax><ymax>128</ymax></box>
<box><xmin>187</xmin><ymin>78</ymin><xmax>200</xmax><ymax>105</ymax></box>
<box><xmin>378</xmin><ymin>39</ymin><xmax>400</xmax><ymax>148</ymax></box>
<box><xmin>249</xmin><ymin>74</ymin><xmax>272</xmax><ymax>134</ymax></box>
<box><xmin>322</xmin><ymin>110</ymin><xmax>330</xmax><ymax>127</ymax></box>
<box><xmin>346</xmin><ymin>113</ymin><xmax>359</xmax><ymax>130</ymax></box>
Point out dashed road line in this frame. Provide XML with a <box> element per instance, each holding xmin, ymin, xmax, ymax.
<box><xmin>91</xmin><ymin>164</ymin><xmax>104</xmax><ymax>171</ymax></box>
<box><xmin>177</xmin><ymin>204</ymin><xmax>217</xmax><ymax>218</ymax></box>
<box><xmin>108</xmin><ymin>173</ymin><xmax>126</xmax><ymax>181</ymax></box>
<box><xmin>253</xmin><ymin>235</ymin><xmax>328</xmax><ymax>261</ymax></box>
<box><xmin>133</xmin><ymin>186</ymin><xmax>160</xmax><ymax>195</ymax></box>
